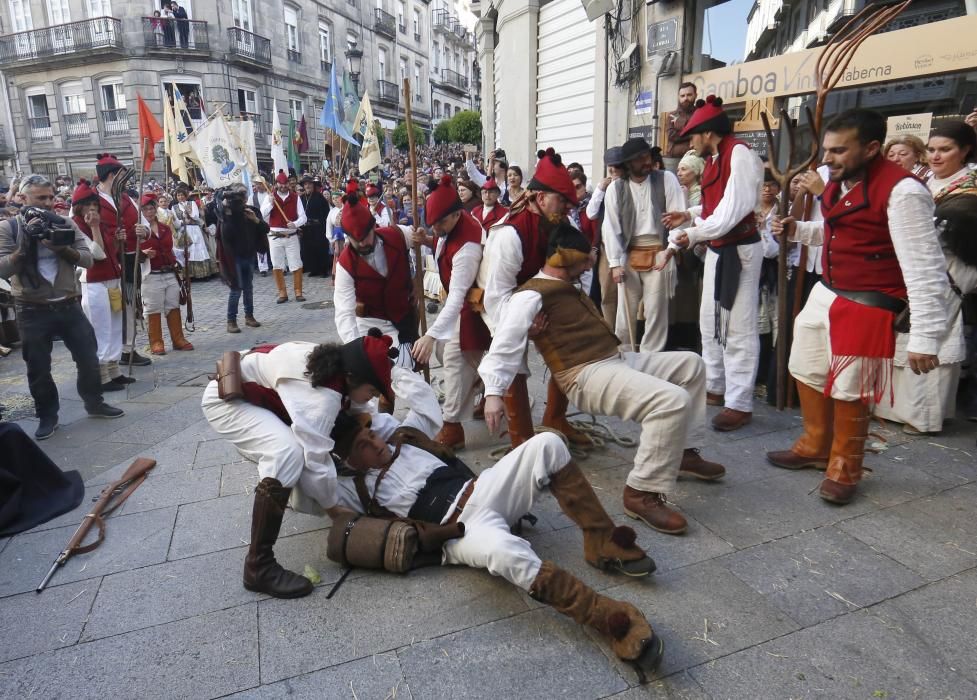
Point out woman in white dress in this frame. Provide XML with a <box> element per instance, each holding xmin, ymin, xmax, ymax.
<box><xmin>173</xmin><ymin>186</ymin><xmax>218</xmax><ymax>279</ymax></box>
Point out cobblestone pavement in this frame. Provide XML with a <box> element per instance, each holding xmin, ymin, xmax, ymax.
<box><xmin>1</xmin><ymin>273</ymin><xmax>976</xmax><ymax>699</ymax></box>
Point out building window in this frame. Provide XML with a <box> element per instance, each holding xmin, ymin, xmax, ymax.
<box><xmin>61</xmin><ymin>81</ymin><xmax>89</xmax><ymax>140</ymax></box>
<box><xmin>318</xmin><ymin>22</ymin><xmax>331</xmax><ymax>66</ymax></box>
<box><xmin>9</xmin><ymin>0</ymin><xmax>33</xmax><ymax>31</ymax></box>
<box><xmin>289</xmin><ymin>98</ymin><xmax>303</xmax><ymax>122</ymax></box>
<box><xmin>100</xmin><ymin>79</ymin><xmax>127</xmax><ymax>137</ymax></box>
<box><xmin>26</xmin><ymin>90</ymin><xmax>52</xmax><ymax>142</ymax></box>
<box><xmin>400</xmin><ymin>57</ymin><xmax>409</xmax><ymax>83</ymax></box>
<box><xmin>232</xmin><ymin>0</ymin><xmax>252</xmax><ymax>31</ymax></box>
<box><xmin>455</xmin><ymin>105</ymin><xmax>461</xmax><ymax>116</ymax></box>
<box><xmin>397</xmin><ymin>1</ymin><xmax>406</xmax><ymax>31</ymax></box>
<box><xmin>47</xmin><ymin>0</ymin><xmax>70</xmax><ymax>24</ymax></box>
<box><xmin>378</xmin><ymin>46</ymin><xmax>387</xmax><ymax>79</ymax></box>
<box><xmin>414</xmin><ymin>64</ymin><xmax>421</xmax><ymax>102</ymax></box>
<box><xmin>86</xmin><ymin>0</ymin><xmax>111</xmax><ymax>17</ymax></box>
<box><xmin>433</xmin><ymin>41</ymin><xmax>440</xmax><ymax>71</ymax></box>
<box><xmin>413</xmin><ymin>8</ymin><xmax>421</xmax><ymax>40</ymax></box>
<box><xmin>284</xmin><ymin>6</ymin><xmax>300</xmax><ymax>61</ymax></box>
<box><xmin>433</xmin><ymin>100</ymin><xmax>440</xmax><ymax>119</ymax></box>
<box><xmin>237</xmin><ymin>87</ymin><xmax>257</xmax><ymax>115</ymax></box>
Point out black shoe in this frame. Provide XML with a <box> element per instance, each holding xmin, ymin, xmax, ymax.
<box><xmin>87</xmin><ymin>403</ymin><xmax>125</xmax><ymax>419</ymax></box>
<box><xmin>101</xmin><ymin>380</ymin><xmax>126</xmax><ymax>392</ymax></box>
<box><xmin>121</xmin><ymin>351</ymin><xmax>152</xmax><ymax>367</ymax></box>
<box><xmin>35</xmin><ymin>416</ymin><xmax>59</xmax><ymax>441</ymax></box>
<box><xmin>260</xmin><ymin>271</ymin><xmax>268</xmax><ymax>277</ymax></box>
<box><xmin>112</xmin><ymin>375</ymin><xmax>137</xmax><ymax>385</ymax></box>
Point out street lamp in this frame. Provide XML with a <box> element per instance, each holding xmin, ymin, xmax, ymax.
<box><xmin>345</xmin><ymin>39</ymin><xmax>363</xmax><ymax>96</ymax></box>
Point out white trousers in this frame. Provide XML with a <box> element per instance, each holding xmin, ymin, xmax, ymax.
<box><xmin>438</xmin><ymin>317</ymin><xmax>484</xmax><ymax>422</ymax></box>
<box><xmin>81</xmin><ymin>280</ymin><xmax>123</xmax><ymax>365</ymax></box>
<box><xmin>269</xmin><ymin>234</ymin><xmax>302</xmax><ymax>272</ymax></box>
<box><xmin>141</xmin><ymin>271</ymin><xmax>181</xmax><ymax>315</ymax></box>
<box><xmin>567</xmin><ymin>351</ymin><xmax>705</xmax><ymax>494</ymax></box>
<box><xmin>616</xmin><ymin>252</ymin><xmax>674</xmax><ymax>352</ymax></box>
<box><xmin>443</xmin><ymin>433</ymin><xmax>570</xmax><ymax>591</ymax></box>
<box><xmin>700</xmin><ymin>243</ymin><xmax>762</xmax><ymax>412</ymax></box>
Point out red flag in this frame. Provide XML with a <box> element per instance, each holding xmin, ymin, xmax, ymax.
<box><xmin>298</xmin><ymin>115</ymin><xmax>310</xmax><ymax>154</ymax></box>
<box><xmin>136</xmin><ymin>94</ymin><xmax>163</xmax><ymax>170</ymax></box>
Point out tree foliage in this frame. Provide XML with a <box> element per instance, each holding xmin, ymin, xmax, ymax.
<box><xmin>433</xmin><ymin>120</ymin><xmax>452</xmax><ymax>145</ymax></box>
<box><xmin>447</xmin><ymin>111</ymin><xmax>482</xmax><ymax>145</ymax></box>
<box><xmin>392</xmin><ymin>121</ymin><xmax>426</xmax><ymax>150</ymax></box>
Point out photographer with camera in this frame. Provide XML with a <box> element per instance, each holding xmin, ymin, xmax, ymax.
<box><xmin>210</xmin><ymin>184</ymin><xmax>269</xmax><ymax>333</ymax></box>
<box><xmin>0</xmin><ymin>174</ymin><xmax>124</xmax><ymax>440</ymax></box>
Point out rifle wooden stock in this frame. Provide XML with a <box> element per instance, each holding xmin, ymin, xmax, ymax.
<box><xmin>403</xmin><ymin>78</ymin><xmax>430</xmax><ymax>382</ymax></box>
<box><xmin>36</xmin><ymin>457</ymin><xmax>156</xmax><ymax>593</ymax></box>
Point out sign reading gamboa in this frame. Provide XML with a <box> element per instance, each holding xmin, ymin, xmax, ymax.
<box><xmin>684</xmin><ymin>15</ymin><xmax>977</xmax><ymax>102</ymax></box>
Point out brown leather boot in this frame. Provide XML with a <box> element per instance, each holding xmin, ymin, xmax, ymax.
<box><xmin>548</xmin><ymin>460</ymin><xmax>655</xmax><ymax>576</ymax></box>
<box><xmin>243</xmin><ymin>477</ymin><xmax>314</xmax><ymax>598</ymax></box>
<box><xmin>293</xmin><ymin>268</ymin><xmax>306</xmax><ymax>301</ymax></box>
<box><xmin>711</xmin><ymin>408</ymin><xmax>752</xmax><ymax>432</ymax></box>
<box><xmin>434</xmin><ymin>421</ymin><xmax>466</xmax><ymax>450</ymax></box>
<box><xmin>530</xmin><ymin>561</ymin><xmax>664</xmax><ymax>682</ymax></box>
<box><xmin>542</xmin><ymin>376</ymin><xmax>594</xmax><ymax>447</ymax></box>
<box><xmin>227</xmin><ymin>320</ymin><xmax>242</xmax><ymax>334</ymax></box>
<box><xmin>245</xmin><ymin>315</ymin><xmax>261</xmax><ymax>327</ymax></box>
<box><xmin>706</xmin><ymin>392</ymin><xmax>724</xmax><ymax>406</ymax></box>
<box><xmin>819</xmin><ymin>399</ymin><xmax>870</xmax><ymax>505</ymax></box>
<box><xmin>623</xmin><ymin>486</ymin><xmax>687</xmax><ymax>534</ymax></box>
<box><xmin>678</xmin><ymin>449</ymin><xmax>726</xmax><ymax>481</ymax></box>
<box><xmin>503</xmin><ymin>374</ymin><xmax>535</xmax><ymax>448</ymax></box>
<box><xmin>147</xmin><ymin>313</ymin><xmax>166</xmax><ymax>355</ymax></box>
<box><xmin>273</xmin><ymin>269</ymin><xmax>288</xmax><ymax>303</ymax></box>
<box><xmin>166</xmin><ymin>309</ymin><xmax>194</xmax><ymax>350</ymax></box>
<box><xmin>767</xmin><ymin>381</ymin><xmax>833</xmax><ymax>471</ymax></box>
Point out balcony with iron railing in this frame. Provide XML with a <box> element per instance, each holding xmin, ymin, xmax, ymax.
<box><xmin>375</xmin><ymin>80</ymin><xmax>400</xmax><ymax>107</ymax></box>
<box><xmin>102</xmin><ymin>108</ymin><xmax>129</xmax><ymax>138</ymax></box>
<box><xmin>374</xmin><ymin>9</ymin><xmax>396</xmax><ymax>38</ymax></box>
<box><xmin>433</xmin><ymin>9</ymin><xmax>453</xmax><ymax>35</ymax></box>
<box><xmin>0</xmin><ymin>17</ymin><xmax>123</xmax><ymax>71</ymax></box>
<box><xmin>287</xmin><ymin>48</ymin><xmax>301</xmax><ymax>63</ymax></box>
<box><xmin>28</xmin><ymin>117</ymin><xmax>53</xmax><ymax>143</ymax></box>
<box><xmin>440</xmin><ymin>68</ymin><xmax>468</xmax><ymax>94</ymax></box>
<box><xmin>142</xmin><ymin>16</ymin><xmax>209</xmax><ymax>54</ymax></box>
<box><xmin>62</xmin><ymin>112</ymin><xmax>90</xmax><ymax>141</ymax></box>
<box><xmin>240</xmin><ymin>112</ymin><xmax>264</xmax><ymax>137</ymax></box>
<box><xmin>227</xmin><ymin>26</ymin><xmax>271</xmax><ymax>68</ymax></box>
<box><xmin>321</xmin><ymin>59</ymin><xmax>332</xmax><ymax>73</ymax></box>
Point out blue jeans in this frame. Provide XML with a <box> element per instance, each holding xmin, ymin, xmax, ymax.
<box><xmin>227</xmin><ymin>255</ymin><xmax>255</xmax><ymax>320</ymax></box>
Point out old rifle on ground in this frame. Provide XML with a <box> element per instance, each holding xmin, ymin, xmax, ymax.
<box><xmin>36</xmin><ymin>457</ymin><xmax>156</xmax><ymax>592</ymax></box>
<box><xmin>403</xmin><ymin>78</ymin><xmax>430</xmax><ymax>382</ymax></box>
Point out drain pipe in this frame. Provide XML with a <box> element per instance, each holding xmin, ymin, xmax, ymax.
<box><xmin>651</xmin><ymin>50</ymin><xmax>678</xmax><ymax>147</ymax></box>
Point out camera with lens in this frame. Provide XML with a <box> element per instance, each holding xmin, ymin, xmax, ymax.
<box><xmin>22</xmin><ymin>206</ymin><xmax>75</xmax><ymax>247</ymax></box>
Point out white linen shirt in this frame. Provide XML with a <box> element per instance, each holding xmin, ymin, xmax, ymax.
<box><xmin>260</xmin><ymin>190</ymin><xmax>307</xmax><ymax>232</ymax></box>
<box><xmin>426</xmin><ymin>232</ymin><xmax>483</xmax><ymax>342</ymax></box>
<box><xmin>602</xmin><ymin>171</ymin><xmax>686</xmax><ymax>268</ymax></box>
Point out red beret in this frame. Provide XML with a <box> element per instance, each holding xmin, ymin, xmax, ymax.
<box><xmin>425</xmin><ymin>174</ymin><xmax>463</xmax><ymax>225</ymax></box>
<box><xmin>275</xmin><ymin>170</ymin><xmax>288</xmax><ymax>185</ymax></box>
<box><xmin>340</xmin><ymin>192</ymin><xmax>376</xmax><ymax>241</ymax></box>
<box><xmin>528</xmin><ymin>148</ymin><xmax>577</xmax><ymax>206</ymax></box>
<box><xmin>345</xmin><ymin>178</ymin><xmax>359</xmax><ymax>195</ymax></box>
<box><xmin>71</xmin><ymin>179</ymin><xmax>98</xmax><ymax>204</ymax></box>
<box><xmin>140</xmin><ymin>193</ymin><xmax>158</xmax><ymax>207</ymax></box>
<box><xmin>339</xmin><ymin>327</ymin><xmax>397</xmax><ymax>404</ymax></box>
<box><xmin>365</xmin><ymin>184</ymin><xmax>381</xmax><ymax>198</ymax></box>
<box><xmin>482</xmin><ymin>177</ymin><xmax>501</xmax><ymax>192</ymax></box>
<box><xmin>680</xmin><ymin>95</ymin><xmax>732</xmax><ymax>137</ymax></box>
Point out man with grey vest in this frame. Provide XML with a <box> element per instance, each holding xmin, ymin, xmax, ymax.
<box><xmin>602</xmin><ymin>138</ymin><xmax>686</xmax><ymax>352</ymax></box>
<box><xmin>0</xmin><ymin>175</ymin><xmax>124</xmax><ymax>440</ymax></box>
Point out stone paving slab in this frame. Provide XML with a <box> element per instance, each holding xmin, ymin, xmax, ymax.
<box><xmin>398</xmin><ymin>607</ymin><xmax>630</xmax><ymax>699</ymax></box>
<box><xmin>117</xmin><ymin>465</ymin><xmax>221</xmax><ymax>515</ymax></box>
<box><xmin>604</xmin><ymin>671</ymin><xmax>711</xmax><ymax>699</ymax></box>
<box><xmin>0</xmin><ymin>580</ymin><xmax>98</xmax><ymax>664</ymax></box>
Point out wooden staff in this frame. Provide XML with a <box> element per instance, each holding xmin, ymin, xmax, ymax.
<box><xmin>127</xmin><ymin>138</ymin><xmax>150</xmax><ymax>379</ymax></box>
<box><xmin>403</xmin><ymin>78</ymin><xmax>430</xmax><ymax>382</ymax></box>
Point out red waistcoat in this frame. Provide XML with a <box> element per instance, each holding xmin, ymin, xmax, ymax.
<box><xmin>504</xmin><ymin>209</ymin><xmax>549</xmax><ymax>285</ymax></box>
<box><xmin>144</xmin><ymin>221</ymin><xmax>178</xmax><ymax>270</ymax></box>
<box><xmin>268</xmin><ymin>192</ymin><xmax>299</xmax><ymax>228</ymax></box>
<box><xmin>98</xmin><ymin>192</ymin><xmax>139</xmax><ymax>254</ymax></box>
<box><xmin>337</xmin><ymin>226</ymin><xmax>413</xmax><ymax>323</ymax></box>
<box><xmin>700</xmin><ymin>136</ymin><xmax>759</xmax><ymax>248</ymax></box>
<box><xmin>437</xmin><ymin>210</ymin><xmax>491</xmax><ymax>351</ymax></box>
<box><xmin>73</xmin><ymin>215</ymin><xmax>121</xmax><ymax>283</ymax></box>
<box><xmin>473</xmin><ymin>203</ymin><xmax>508</xmax><ymax>231</ymax></box>
<box><xmin>820</xmin><ymin>156</ymin><xmax>913</xmax><ymax>298</ymax></box>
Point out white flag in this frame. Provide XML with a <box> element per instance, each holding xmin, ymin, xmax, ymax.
<box><xmin>162</xmin><ymin>94</ymin><xmax>189</xmax><ymax>184</ymax></box>
<box><xmin>352</xmin><ymin>93</ymin><xmax>381</xmax><ymax>173</ymax></box>
<box><xmin>269</xmin><ymin>99</ymin><xmax>288</xmax><ymax>176</ymax></box>
<box><xmin>229</xmin><ymin>120</ymin><xmax>258</xmax><ymax>173</ymax></box>
<box><xmin>186</xmin><ymin>115</ymin><xmax>248</xmax><ymax>188</ymax></box>
<box><xmin>171</xmin><ymin>85</ymin><xmax>200</xmax><ymax>166</ymax></box>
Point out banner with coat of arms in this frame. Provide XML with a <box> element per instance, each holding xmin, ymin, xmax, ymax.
<box><xmin>186</xmin><ymin>115</ymin><xmax>248</xmax><ymax>188</ymax></box>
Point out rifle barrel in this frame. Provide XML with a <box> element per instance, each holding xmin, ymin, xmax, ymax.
<box><xmin>36</xmin><ymin>558</ymin><xmax>62</xmax><ymax>593</ymax></box>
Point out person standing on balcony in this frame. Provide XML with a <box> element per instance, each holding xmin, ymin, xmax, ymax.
<box><xmin>161</xmin><ymin>2</ymin><xmax>176</xmax><ymax>48</ymax></box>
<box><xmin>173</xmin><ymin>2</ymin><xmax>190</xmax><ymax>49</ymax></box>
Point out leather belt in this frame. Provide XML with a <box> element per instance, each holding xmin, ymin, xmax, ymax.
<box><xmin>15</xmin><ymin>296</ymin><xmax>80</xmax><ymax>310</ymax></box>
<box><xmin>150</xmin><ymin>266</ymin><xmax>176</xmax><ymax>274</ymax></box>
<box><xmin>444</xmin><ymin>478</ymin><xmax>477</xmax><ymax>525</ymax></box>
<box><xmin>269</xmin><ymin>231</ymin><xmax>296</xmax><ymax>238</ymax></box>
<box><xmin>824</xmin><ymin>284</ymin><xmax>906</xmax><ymax>314</ymax></box>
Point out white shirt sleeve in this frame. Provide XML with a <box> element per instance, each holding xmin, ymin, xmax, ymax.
<box><xmin>426</xmin><ymin>241</ymin><xmax>481</xmax><ymax>341</ymax></box>
<box><xmin>790</xmin><ymin>219</ymin><xmax>825</xmax><ymax>246</ymax></box>
<box><xmin>601</xmin><ymin>182</ymin><xmax>626</xmax><ymax>268</ymax></box>
<box><xmin>259</xmin><ymin>193</ymin><xmax>273</xmax><ymax>221</ymax></box>
<box><xmin>482</xmin><ymin>225</ymin><xmax>524</xmax><ymax>325</ymax></box>
<box><xmin>89</xmin><ymin>237</ymin><xmax>107</xmax><ymax>261</ymax></box>
<box><xmin>684</xmin><ymin>145</ymin><xmax>762</xmax><ymax>246</ymax></box>
<box><xmin>333</xmin><ymin>264</ymin><xmax>360</xmax><ymax>343</ymax></box>
<box><xmin>887</xmin><ymin>178</ymin><xmax>949</xmax><ymax>355</ymax></box>
<box><xmin>466</xmin><ymin>159</ymin><xmax>487</xmax><ymax>187</ymax></box>
<box><xmin>586</xmin><ymin>187</ymin><xmax>606</xmax><ymax>220</ymax></box>
<box><xmin>325</xmin><ymin>210</ymin><xmax>335</xmax><ymax>240</ymax></box>
<box><xmin>388</xmin><ymin>366</ymin><xmax>443</xmax><ymax>438</ymax></box>
<box><xmin>292</xmin><ymin>195</ymin><xmax>307</xmax><ymax>228</ymax></box>
<box><xmin>276</xmin><ymin>379</ymin><xmax>340</xmax><ymax>509</ymax></box>
<box><xmin>478</xmin><ymin>290</ymin><xmax>542</xmax><ymax>396</ymax></box>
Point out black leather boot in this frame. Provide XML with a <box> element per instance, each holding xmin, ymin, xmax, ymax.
<box><xmin>243</xmin><ymin>477</ymin><xmax>314</xmax><ymax>598</ymax></box>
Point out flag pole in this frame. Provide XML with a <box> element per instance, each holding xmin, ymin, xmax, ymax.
<box><xmin>127</xmin><ymin>137</ymin><xmax>150</xmax><ymax>379</ymax></box>
<box><xmin>403</xmin><ymin>78</ymin><xmax>429</xmax><ymax>382</ymax></box>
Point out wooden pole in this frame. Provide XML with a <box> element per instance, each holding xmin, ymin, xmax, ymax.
<box><xmin>403</xmin><ymin>78</ymin><xmax>429</xmax><ymax>381</ymax></box>
<box><xmin>127</xmin><ymin>138</ymin><xmax>150</xmax><ymax>378</ymax></box>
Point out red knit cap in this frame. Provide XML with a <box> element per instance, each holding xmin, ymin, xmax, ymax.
<box><xmin>275</xmin><ymin>170</ymin><xmax>289</xmax><ymax>185</ymax></box>
<box><xmin>425</xmin><ymin>174</ymin><xmax>463</xmax><ymax>225</ymax></box>
<box><xmin>365</xmin><ymin>184</ymin><xmax>381</xmax><ymax>198</ymax></box>
<box><xmin>140</xmin><ymin>192</ymin><xmax>158</xmax><ymax>207</ymax></box>
<box><xmin>340</xmin><ymin>191</ymin><xmax>376</xmax><ymax>241</ymax></box>
<box><xmin>679</xmin><ymin>95</ymin><xmax>732</xmax><ymax>137</ymax></box>
<box><xmin>339</xmin><ymin>327</ymin><xmax>397</xmax><ymax>403</ymax></box>
<box><xmin>345</xmin><ymin>178</ymin><xmax>359</xmax><ymax>195</ymax></box>
<box><xmin>482</xmin><ymin>177</ymin><xmax>501</xmax><ymax>192</ymax></box>
<box><xmin>528</xmin><ymin>148</ymin><xmax>577</xmax><ymax>205</ymax></box>
<box><xmin>71</xmin><ymin>179</ymin><xmax>98</xmax><ymax>205</ymax></box>
<box><xmin>95</xmin><ymin>153</ymin><xmax>124</xmax><ymax>180</ymax></box>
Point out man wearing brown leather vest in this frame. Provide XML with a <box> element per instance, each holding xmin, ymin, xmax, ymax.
<box><xmin>480</xmin><ymin>223</ymin><xmax>725</xmax><ymax>535</ymax></box>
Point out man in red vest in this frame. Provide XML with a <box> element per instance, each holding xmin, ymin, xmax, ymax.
<box><xmin>411</xmin><ymin>175</ymin><xmax>491</xmax><ymax>449</ymax></box>
<box><xmin>260</xmin><ymin>170</ymin><xmax>307</xmax><ymax>304</ymax></box>
<box><xmin>767</xmin><ymin>108</ymin><xmax>949</xmax><ymax>504</ymax></box>
<box><xmin>472</xmin><ymin>177</ymin><xmax>508</xmax><ymax>230</ymax></box>
<box><xmin>333</xmin><ymin>190</ymin><xmax>419</xmax><ymax>373</ymax></box>
<box><xmin>365</xmin><ymin>183</ymin><xmax>391</xmax><ymax>228</ymax></box>
<box><xmin>662</xmin><ymin>96</ymin><xmax>765</xmax><ymax>432</ymax></box>
<box><xmin>94</xmin><ymin>153</ymin><xmax>152</xmax><ymax>367</ymax></box>
<box><xmin>476</xmin><ymin>148</ymin><xmax>593</xmax><ymax>449</ymax></box>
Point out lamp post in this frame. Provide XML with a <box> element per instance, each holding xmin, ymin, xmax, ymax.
<box><xmin>345</xmin><ymin>39</ymin><xmax>363</xmax><ymax>97</ymax></box>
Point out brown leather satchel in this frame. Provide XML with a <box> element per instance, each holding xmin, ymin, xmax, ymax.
<box><xmin>466</xmin><ymin>286</ymin><xmax>486</xmax><ymax>313</ymax></box>
<box><xmin>627</xmin><ymin>245</ymin><xmax>662</xmax><ymax>273</ymax></box>
<box><xmin>355</xmin><ymin>301</ymin><xmax>366</xmax><ymax>317</ymax></box>
<box><xmin>327</xmin><ymin>514</ymin><xmax>419</xmax><ymax>573</ymax></box>
<box><xmin>216</xmin><ymin>351</ymin><xmax>244</xmax><ymax>400</ymax></box>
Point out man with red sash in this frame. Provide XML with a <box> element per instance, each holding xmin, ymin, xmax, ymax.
<box><xmin>472</xmin><ymin>177</ymin><xmax>508</xmax><ymax>230</ymax></box>
<box><xmin>476</xmin><ymin>148</ymin><xmax>593</xmax><ymax>449</ymax></box>
<box><xmin>333</xmin><ymin>190</ymin><xmax>419</xmax><ymax>365</ymax></box>
<box><xmin>366</xmin><ymin>183</ymin><xmax>392</xmax><ymax>228</ymax></box>
<box><xmin>410</xmin><ymin>175</ymin><xmax>492</xmax><ymax>449</ymax></box>
<box><xmin>201</xmin><ymin>331</ymin><xmax>396</xmax><ymax>598</ymax></box>
<box><xmin>663</xmin><ymin>96</ymin><xmax>764</xmax><ymax>432</ymax></box>
<box><xmin>260</xmin><ymin>170</ymin><xmax>307</xmax><ymax>304</ymax></box>
<box><xmin>94</xmin><ymin>153</ymin><xmax>152</xmax><ymax>367</ymax></box>
<box><xmin>767</xmin><ymin>109</ymin><xmax>949</xmax><ymax>504</ymax></box>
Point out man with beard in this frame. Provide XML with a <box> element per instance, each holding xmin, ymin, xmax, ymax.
<box><xmin>471</xmin><ymin>177</ymin><xmax>507</xmax><ymax>230</ymax></box>
<box><xmin>299</xmin><ymin>175</ymin><xmax>331</xmax><ymax>278</ymax></box>
<box><xmin>665</xmin><ymin>83</ymin><xmax>697</xmax><ymax>167</ymax></box>
<box><xmin>662</xmin><ymin>96</ymin><xmax>765</xmax><ymax>432</ymax></box>
<box><xmin>213</xmin><ymin>184</ymin><xmax>268</xmax><ymax>333</ymax></box>
<box><xmin>480</xmin><ymin>222</ymin><xmax>723</xmax><ymax>534</ymax></box>
<box><xmin>476</xmin><ymin>148</ymin><xmax>591</xmax><ymax>449</ymax></box>
<box><xmin>261</xmin><ymin>171</ymin><xmax>307</xmax><ymax>303</ymax></box>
